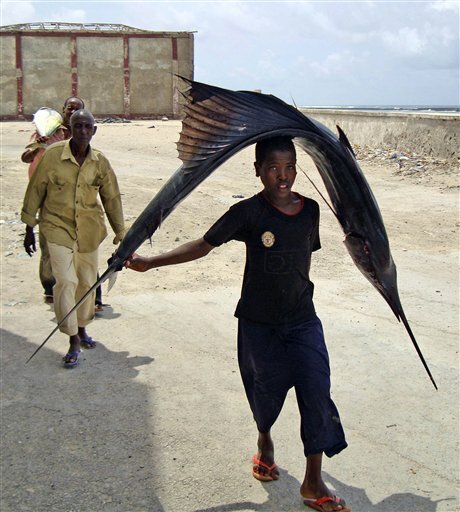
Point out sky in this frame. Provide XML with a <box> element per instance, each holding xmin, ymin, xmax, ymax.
<box><xmin>1</xmin><ymin>0</ymin><xmax>459</xmax><ymax>106</ymax></box>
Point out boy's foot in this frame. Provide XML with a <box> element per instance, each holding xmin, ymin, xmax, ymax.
<box><xmin>252</xmin><ymin>454</ymin><xmax>279</xmax><ymax>481</ymax></box>
<box><xmin>44</xmin><ymin>294</ymin><xmax>54</xmax><ymax>304</ymax></box>
<box><xmin>253</xmin><ymin>431</ymin><xmax>279</xmax><ymax>481</ymax></box>
<box><xmin>301</xmin><ymin>476</ymin><xmax>350</xmax><ymax>511</ymax></box>
<box><xmin>303</xmin><ymin>496</ymin><xmax>350</xmax><ymax>511</ymax></box>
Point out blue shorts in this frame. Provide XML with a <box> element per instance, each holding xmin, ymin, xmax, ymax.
<box><xmin>237</xmin><ymin>316</ymin><xmax>347</xmax><ymax>458</ymax></box>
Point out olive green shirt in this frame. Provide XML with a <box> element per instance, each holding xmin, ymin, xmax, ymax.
<box><xmin>21</xmin><ymin>140</ymin><xmax>126</xmax><ymax>253</ymax></box>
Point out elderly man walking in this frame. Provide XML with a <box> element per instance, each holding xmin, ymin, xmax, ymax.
<box><xmin>21</xmin><ymin>109</ymin><xmax>126</xmax><ymax>368</ymax></box>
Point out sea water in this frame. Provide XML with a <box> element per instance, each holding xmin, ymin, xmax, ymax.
<box><xmin>299</xmin><ymin>105</ymin><xmax>459</xmax><ymax>114</ymax></box>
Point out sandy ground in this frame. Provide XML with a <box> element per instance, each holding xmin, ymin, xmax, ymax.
<box><xmin>1</xmin><ymin>120</ymin><xmax>459</xmax><ymax>512</ymax></box>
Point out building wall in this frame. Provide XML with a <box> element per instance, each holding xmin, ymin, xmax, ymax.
<box><xmin>0</xmin><ymin>35</ymin><xmax>17</xmax><ymax>115</ymax></box>
<box><xmin>300</xmin><ymin>109</ymin><xmax>459</xmax><ymax>161</ymax></box>
<box><xmin>0</xmin><ymin>29</ymin><xmax>194</xmax><ymax>119</ymax></box>
<box><xmin>77</xmin><ymin>37</ymin><xmax>125</xmax><ymax>115</ymax></box>
<box><xmin>22</xmin><ymin>36</ymin><xmax>71</xmax><ymax>113</ymax></box>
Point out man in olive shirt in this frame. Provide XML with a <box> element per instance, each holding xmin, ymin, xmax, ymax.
<box><xmin>21</xmin><ymin>109</ymin><xmax>126</xmax><ymax>367</ymax></box>
<box><xmin>21</xmin><ymin>97</ymin><xmax>85</xmax><ymax>303</ymax></box>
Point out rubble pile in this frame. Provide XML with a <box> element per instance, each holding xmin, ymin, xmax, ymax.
<box><xmin>353</xmin><ymin>143</ymin><xmax>458</xmax><ymax>188</ymax></box>
<box><xmin>97</xmin><ymin>117</ymin><xmax>131</xmax><ymax>124</ymax></box>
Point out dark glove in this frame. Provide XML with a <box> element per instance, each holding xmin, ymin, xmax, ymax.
<box><xmin>24</xmin><ymin>226</ymin><xmax>36</xmax><ymax>256</ymax></box>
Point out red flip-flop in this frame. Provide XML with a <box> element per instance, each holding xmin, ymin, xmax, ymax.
<box><xmin>252</xmin><ymin>454</ymin><xmax>279</xmax><ymax>481</ymax></box>
<box><xmin>304</xmin><ymin>496</ymin><xmax>350</xmax><ymax>511</ymax></box>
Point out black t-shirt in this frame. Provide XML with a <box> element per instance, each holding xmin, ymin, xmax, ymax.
<box><xmin>204</xmin><ymin>192</ymin><xmax>321</xmax><ymax>325</ymax></box>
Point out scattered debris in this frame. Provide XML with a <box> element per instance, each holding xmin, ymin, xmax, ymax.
<box><xmin>4</xmin><ymin>300</ymin><xmax>28</xmax><ymax>307</ymax></box>
<box><xmin>98</xmin><ymin>117</ymin><xmax>131</xmax><ymax>124</ymax></box>
<box><xmin>353</xmin><ymin>143</ymin><xmax>458</xmax><ymax>188</ymax></box>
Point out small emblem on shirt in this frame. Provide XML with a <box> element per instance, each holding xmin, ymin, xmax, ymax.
<box><xmin>261</xmin><ymin>231</ymin><xmax>275</xmax><ymax>248</ymax></box>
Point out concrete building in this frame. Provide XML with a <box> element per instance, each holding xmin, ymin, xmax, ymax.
<box><xmin>0</xmin><ymin>22</ymin><xmax>194</xmax><ymax>120</ymax></box>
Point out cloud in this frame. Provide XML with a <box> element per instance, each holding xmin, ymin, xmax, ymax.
<box><xmin>1</xmin><ymin>1</ymin><xmax>36</xmax><ymax>26</ymax></box>
<box><xmin>56</xmin><ymin>10</ymin><xmax>87</xmax><ymax>23</ymax></box>
<box><xmin>382</xmin><ymin>27</ymin><xmax>425</xmax><ymax>56</ymax></box>
<box><xmin>380</xmin><ymin>17</ymin><xmax>458</xmax><ymax>70</ymax></box>
<box><xmin>289</xmin><ymin>2</ymin><xmax>378</xmax><ymax>44</ymax></box>
<box><xmin>0</xmin><ymin>0</ymin><xmax>457</xmax><ymax>104</ymax></box>
<box><xmin>1</xmin><ymin>2</ymin><xmax>87</xmax><ymax>26</ymax></box>
<box><xmin>429</xmin><ymin>0</ymin><xmax>459</xmax><ymax>12</ymax></box>
<box><xmin>295</xmin><ymin>50</ymin><xmax>362</xmax><ymax>79</ymax></box>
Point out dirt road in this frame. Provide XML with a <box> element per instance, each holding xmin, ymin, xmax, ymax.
<box><xmin>1</xmin><ymin>120</ymin><xmax>458</xmax><ymax>511</ymax></box>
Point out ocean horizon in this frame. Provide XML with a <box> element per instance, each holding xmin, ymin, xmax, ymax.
<box><xmin>298</xmin><ymin>105</ymin><xmax>459</xmax><ymax>114</ymax></box>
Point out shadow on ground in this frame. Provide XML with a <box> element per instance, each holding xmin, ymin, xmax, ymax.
<box><xmin>0</xmin><ymin>328</ymin><xmax>447</xmax><ymax>512</ymax></box>
<box><xmin>193</xmin><ymin>468</ymin><xmax>440</xmax><ymax>512</ymax></box>
<box><xmin>1</xmin><ymin>328</ymin><xmax>164</xmax><ymax>511</ymax></box>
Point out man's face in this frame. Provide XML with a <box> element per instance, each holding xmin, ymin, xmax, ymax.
<box><xmin>70</xmin><ymin>112</ymin><xmax>96</xmax><ymax>146</ymax></box>
<box><xmin>63</xmin><ymin>98</ymin><xmax>84</xmax><ymax>125</ymax></box>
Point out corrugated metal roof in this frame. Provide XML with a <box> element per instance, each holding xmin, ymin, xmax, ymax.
<box><xmin>0</xmin><ymin>22</ymin><xmax>160</xmax><ymax>32</ymax></box>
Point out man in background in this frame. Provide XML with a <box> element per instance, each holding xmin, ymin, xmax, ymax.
<box><xmin>21</xmin><ymin>97</ymin><xmax>104</xmax><ymax>311</ymax></box>
<box><xmin>21</xmin><ymin>109</ymin><xmax>126</xmax><ymax>367</ymax></box>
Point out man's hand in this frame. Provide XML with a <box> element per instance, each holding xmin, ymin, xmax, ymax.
<box><xmin>24</xmin><ymin>226</ymin><xmax>36</xmax><ymax>256</ymax></box>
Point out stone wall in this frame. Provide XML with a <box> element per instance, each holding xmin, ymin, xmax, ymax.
<box><xmin>299</xmin><ymin>109</ymin><xmax>459</xmax><ymax>161</ymax></box>
<box><xmin>0</xmin><ymin>28</ymin><xmax>194</xmax><ymax>120</ymax></box>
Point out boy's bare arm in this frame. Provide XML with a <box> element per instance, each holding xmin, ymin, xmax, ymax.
<box><xmin>125</xmin><ymin>237</ymin><xmax>215</xmax><ymax>273</ymax></box>
<box><xmin>21</xmin><ymin>148</ymin><xmax>39</xmax><ymax>163</ymax></box>
<box><xmin>21</xmin><ymin>136</ymin><xmax>49</xmax><ymax>163</ymax></box>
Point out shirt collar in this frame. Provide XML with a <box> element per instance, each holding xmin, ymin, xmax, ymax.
<box><xmin>61</xmin><ymin>139</ymin><xmax>99</xmax><ymax>164</ymax></box>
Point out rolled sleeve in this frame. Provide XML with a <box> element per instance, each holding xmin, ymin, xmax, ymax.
<box><xmin>20</xmin><ymin>210</ymin><xmax>39</xmax><ymax>228</ymax></box>
<box><xmin>112</xmin><ymin>226</ymin><xmax>128</xmax><ymax>245</ymax></box>
<box><xmin>99</xmin><ymin>161</ymin><xmax>126</xmax><ymax>244</ymax></box>
<box><xmin>21</xmin><ymin>158</ymin><xmax>49</xmax><ymax>227</ymax></box>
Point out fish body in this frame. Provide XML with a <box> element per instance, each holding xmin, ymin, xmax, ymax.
<box><xmin>32</xmin><ymin>107</ymin><xmax>63</xmax><ymax>137</ymax></box>
<box><xmin>27</xmin><ymin>79</ymin><xmax>437</xmax><ymax>389</ymax></box>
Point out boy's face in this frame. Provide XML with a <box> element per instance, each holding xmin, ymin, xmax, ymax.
<box><xmin>255</xmin><ymin>149</ymin><xmax>297</xmax><ymax>200</ymax></box>
<box><xmin>63</xmin><ymin>98</ymin><xmax>84</xmax><ymax>125</ymax></box>
<box><xmin>70</xmin><ymin>111</ymin><xmax>96</xmax><ymax>147</ymax></box>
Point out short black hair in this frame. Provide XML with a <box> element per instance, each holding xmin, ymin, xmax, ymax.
<box><xmin>255</xmin><ymin>136</ymin><xmax>296</xmax><ymax>164</ymax></box>
<box><xmin>63</xmin><ymin>96</ymin><xmax>85</xmax><ymax>108</ymax></box>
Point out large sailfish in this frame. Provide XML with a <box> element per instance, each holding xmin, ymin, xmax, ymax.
<box><xmin>26</xmin><ymin>78</ymin><xmax>437</xmax><ymax>390</ymax></box>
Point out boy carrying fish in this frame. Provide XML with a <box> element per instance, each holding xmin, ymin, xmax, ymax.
<box><xmin>126</xmin><ymin>136</ymin><xmax>350</xmax><ymax>511</ymax></box>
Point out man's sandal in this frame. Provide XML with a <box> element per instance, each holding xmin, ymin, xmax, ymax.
<box><xmin>63</xmin><ymin>350</ymin><xmax>80</xmax><ymax>368</ymax></box>
<box><xmin>80</xmin><ymin>337</ymin><xmax>97</xmax><ymax>349</ymax></box>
